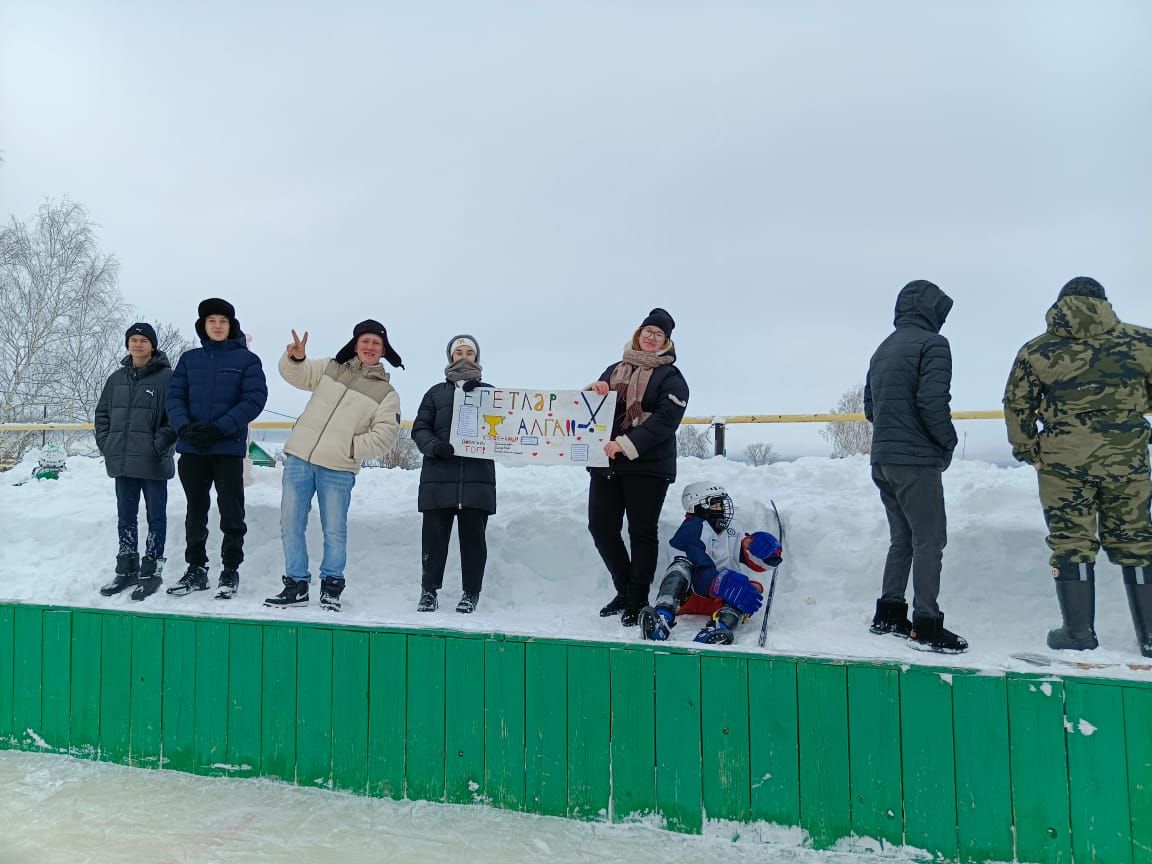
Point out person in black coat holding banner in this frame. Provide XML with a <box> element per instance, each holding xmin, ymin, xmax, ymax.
<box><xmin>94</xmin><ymin>323</ymin><xmax>177</xmax><ymax>600</ymax></box>
<box><xmin>411</xmin><ymin>334</ymin><xmax>496</xmax><ymax>614</ymax></box>
<box><xmin>587</xmin><ymin>308</ymin><xmax>689</xmax><ymax>626</ymax></box>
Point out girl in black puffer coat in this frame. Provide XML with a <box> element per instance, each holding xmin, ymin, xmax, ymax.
<box><xmin>411</xmin><ymin>334</ymin><xmax>496</xmax><ymax>614</ymax></box>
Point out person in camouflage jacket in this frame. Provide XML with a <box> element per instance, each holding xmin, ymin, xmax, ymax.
<box><xmin>1003</xmin><ymin>276</ymin><xmax>1152</xmax><ymax>657</ymax></box>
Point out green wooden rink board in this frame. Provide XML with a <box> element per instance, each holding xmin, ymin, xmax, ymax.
<box><xmin>1</xmin><ymin>601</ymin><xmax>1150</xmax><ymax>863</ymax></box>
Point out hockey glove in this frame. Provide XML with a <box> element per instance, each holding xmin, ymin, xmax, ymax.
<box><xmin>430</xmin><ymin>441</ymin><xmax>455</xmax><ymax>459</ymax></box>
<box><xmin>748</xmin><ymin>531</ymin><xmax>782</xmax><ymax>566</ymax></box>
<box><xmin>709</xmin><ymin>569</ymin><xmax>763</xmax><ymax>615</ymax></box>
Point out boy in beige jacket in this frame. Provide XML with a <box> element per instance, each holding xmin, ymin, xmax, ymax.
<box><xmin>265</xmin><ymin>319</ymin><xmax>402</xmax><ymax>612</ymax></box>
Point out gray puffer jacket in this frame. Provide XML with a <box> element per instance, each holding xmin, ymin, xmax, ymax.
<box><xmin>864</xmin><ymin>281</ymin><xmax>958</xmax><ymax>468</ymax></box>
<box><xmin>94</xmin><ymin>351</ymin><xmax>177</xmax><ymax>480</ymax></box>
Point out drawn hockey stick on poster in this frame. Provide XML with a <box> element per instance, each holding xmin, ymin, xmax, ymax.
<box><xmin>449</xmin><ymin>387</ymin><xmax>617</xmax><ymax>466</ymax></box>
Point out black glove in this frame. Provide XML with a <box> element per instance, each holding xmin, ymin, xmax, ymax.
<box><xmin>462</xmin><ymin>379</ymin><xmax>481</xmax><ymax>392</ymax></box>
<box><xmin>183</xmin><ymin>423</ymin><xmax>218</xmax><ymax>452</ymax></box>
<box><xmin>430</xmin><ymin>441</ymin><xmax>455</xmax><ymax>459</ymax></box>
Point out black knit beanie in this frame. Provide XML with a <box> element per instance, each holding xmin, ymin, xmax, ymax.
<box><xmin>1058</xmin><ymin>277</ymin><xmax>1106</xmax><ymax>301</ymax></box>
<box><xmin>124</xmin><ymin>322</ymin><xmax>158</xmax><ymax>353</ymax></box>
<box><xmin>640</xmin><ymin>308</ymin><xmax>675</xmax><ymax>337</ymax></box>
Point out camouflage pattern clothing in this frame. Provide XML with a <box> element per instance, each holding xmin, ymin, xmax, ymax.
<box><xmin>1003</xmin><ymin>294</ymin><xmax>1152</xmax><ymax>566</ymax></box>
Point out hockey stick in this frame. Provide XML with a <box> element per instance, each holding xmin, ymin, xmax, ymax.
<box><xmin>757</xmin><ymin>499</ymin><xmax>784</xmax><ymax>648</ymax></box>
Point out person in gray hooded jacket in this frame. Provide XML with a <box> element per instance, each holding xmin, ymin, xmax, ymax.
<box><xmin>864</xmin><ymin>280</ymin><xmax>966</xmax><ymax>654</ymax></box>
<box><xmin>411</xmin><ymin>334</ymin><xmax>496</xmax><ymax>614</ymax></box>
<box><xmin>94</xmin><ymin>322</ymin><xmax>177</xmax><ymax>600</ymax></box>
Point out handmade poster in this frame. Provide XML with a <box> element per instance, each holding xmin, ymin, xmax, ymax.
<box><xmin>449</xmin><ymin>387</ymin><xmax>616</xmax><ymax>467</ymax></box>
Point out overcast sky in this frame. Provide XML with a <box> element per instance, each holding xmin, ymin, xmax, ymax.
<box><xmin>2</xmin><ymin>1</ymin><xmax>1150</xmax><ymax>458</ymax></box>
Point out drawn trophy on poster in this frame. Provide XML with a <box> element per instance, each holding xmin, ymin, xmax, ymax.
<box><xmin>449</xmin><ymin>387</ymin><xmax>616</xmax><ymax>467</ymax></box>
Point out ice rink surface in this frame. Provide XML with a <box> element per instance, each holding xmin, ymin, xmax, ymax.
<box><xmin>1</xmin><ymin>751</ymin><xmax>919</xmax><ymax>864</ymax></box>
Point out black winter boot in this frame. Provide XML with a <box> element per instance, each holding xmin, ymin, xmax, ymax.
<box><xmin>167</xmin><ymin>565</ymin><xmax>209</xmax><ymax>596</ymax></box>
<box><xmin>621</xmin><ymin>582</ymin><xmax>650</xmax><ymax>627</ymax></box>
<box><xmin>215</xmin><ymin>569</ymin><xmax>240</xmax><ymax>600</ymax></box>
<box><xmin>417</xmin><ymin>589</ymin><xmax>438</xmax><ymax>612</ymax></box>
<box><xmin>1123</xmin><ymin>566</ymin><xmax>1152</xmax><ymax>658</ymax></box>
<box><xmin>599</xmin><ymin>595</ymin><xmax>627</xmax><ymax>617</ymax></box>
<box><xmin>910</xmin><ymin>613</ymin><xmax>968</xmax><ymax>654</ymax></box>
<box><xmin>131</xmin><ymin>556</ymin><xmax>165</xmax><ymax>601</ymax></box>
<box><xmin>456</xmin><ymin>592</ymin><xmax>479</xmax><ymax>614</ymax></box>
<box><xmin>100</xmin><ymin>553</ymin><xmax>140</xmax><ymax>596</ymax></box>
<box><xmin>1048</xmin><ymin>562</ymin><xmax>1098</xmax><ymax>650</ymax></box>
<box><xmin>869</xmin><ymin>598</ymin><xmax>912</xmax><ymax>638</ymax></box>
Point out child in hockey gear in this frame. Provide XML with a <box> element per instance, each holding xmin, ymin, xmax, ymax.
<box><xmin>639</xmin><ymin>481</ymin><xmax>782</xmax><ymax>646</ymax></box>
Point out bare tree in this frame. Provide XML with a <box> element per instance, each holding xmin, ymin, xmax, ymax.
<box><xmin>153</xmin><ymin>320</ymin><xmax>193</xmax><ymax>368</ymax></box>
<box><xmin>0</xmin><ymin>200</ymin><xmax>125</xmax><ymax>460</ymax></box>
<box><xmin>367</xmin><ymin>427</ymin><xmax>422</xmax><ymax>470</ymax></box>
<box><xmin>677</xmin><ymin>424</ymin><xmax>713</xmax><ymax>459</ymax></box>
<box><xmin>820</xmin><ymin>383</ymin><xmax>873</xmax><ymax>457</ymax></box>
<box><xmin>744</xmin><ymin>442</ymin><xmax>778</xmax><ymax>466</ymax></box>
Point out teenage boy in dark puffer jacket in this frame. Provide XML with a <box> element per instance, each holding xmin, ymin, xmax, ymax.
<box><xmin>95</xmin><ymin>322</ymin><xmax>177</xmax><ymax>600</ymax></box>
<box><xmin>165</xmin><ymin>298</ymin><xmax>267</xmax><ymax>599</ymax></box>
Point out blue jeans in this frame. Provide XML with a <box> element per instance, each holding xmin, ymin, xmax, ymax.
<box><xmin>115</xmin><ymin>477</ymin><xmax>168</xmax><ymax>558</ymax></box>
<box><xmin>280</xmin><ymin>454</ymin><xmax>356</xmax><ymax>582</ymax></box>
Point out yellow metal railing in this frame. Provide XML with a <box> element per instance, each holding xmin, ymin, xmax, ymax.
<box><xmin>0</xmin><ymin>410</ymin><xmax>1008</xmax><ymax>433</ymax></box>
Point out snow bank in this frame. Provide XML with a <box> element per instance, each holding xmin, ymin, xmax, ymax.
<box><xmin>2</xmin><ymin>452</ymin><xmax>1146</xmax><ymax>674</ymax></box>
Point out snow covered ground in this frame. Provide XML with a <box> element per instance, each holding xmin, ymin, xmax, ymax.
<box><xmin>1</xmin><ymin>450</ymin><xmax>1148</xmax><ymax>676</ymax></box>
<box><xmin>1</xmin><ymin>750</ymin><xmax>927</xmax><ymax>864</ymax></box>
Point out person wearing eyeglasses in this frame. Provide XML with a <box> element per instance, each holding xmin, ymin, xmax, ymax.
<box><xmin>586</xmin><ymin>308</ymin><xmax>689</xmax><ymax>626</ymax></box>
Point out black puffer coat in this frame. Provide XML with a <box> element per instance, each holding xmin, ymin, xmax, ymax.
<box><xmin>864</xmin><ymin>281</ymin><xmax>958</xmax><ymax>468</ymax></box>
<box><xmin>588</xmin><ymin>348</ymin><xmax>689</xmax><ymax>482</ymax></box>
<box><xmin>411</xmin><ymin>381</ymin><xmax>497</xmax><ymax>513</ymax></box>
<box><xmin>94</xmin><ymin>351</ymin><xmax>177</xmax><ymax>480</ymax></box>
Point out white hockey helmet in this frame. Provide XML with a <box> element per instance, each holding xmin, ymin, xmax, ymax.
<box><xmin>681</xmin><ymin>481</ymin><xmax>734</xmax><ymax>531</ymax></box>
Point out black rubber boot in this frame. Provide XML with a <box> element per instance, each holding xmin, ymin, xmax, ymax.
<box><xmin>100</xmin><ymin>553</ymin><xmax>140</xmax><ymax>596</ymax></box>
<box><xmin>1123</xmin><ymin>566</ymin><xmax>1152</xmax><ymax>658</ymax></box>
<box><xmin>869</xmin><ymin>598</ymin><xmax>912</xmax><ymax>638</ymax></box>
<box><xmin>1047</xmin><ymin>562</ymin><xmax>1098</xmax><ymax>650</ymax></box>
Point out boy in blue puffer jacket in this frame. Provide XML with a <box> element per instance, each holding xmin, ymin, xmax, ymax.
<box><xmin>165</xmin><ymin>298</ymin><xmax>268</xmax><ymax>599</ymax></box>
